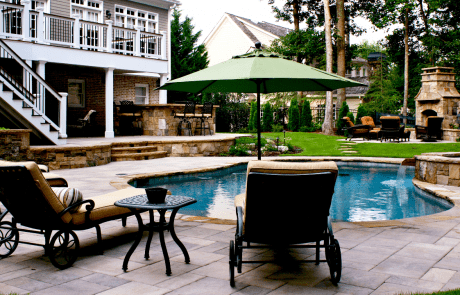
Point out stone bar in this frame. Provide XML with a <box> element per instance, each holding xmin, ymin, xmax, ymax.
<box><xmin>139</xmin><ymin>104</ymin><xmax>218</xmax><ymax>136</ymax></box>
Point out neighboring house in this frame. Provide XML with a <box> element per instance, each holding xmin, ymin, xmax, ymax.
<box><xmin>204</xmin><ymin>13</ymin><xmax>290</xmax><ymax>67</ymax></box>
<box><xmin>0</xmin><ymin>0</ymin><xmax>178</xmax><ymax>145</ymax></box>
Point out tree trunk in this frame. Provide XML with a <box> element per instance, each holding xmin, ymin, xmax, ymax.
<box><xmin>336</xmin><ymin>0</ymin><xmax>346</xmax><ymax>122</ymax></box>
<box><xmin>322</xmin><ymin>0</ymin><xmax>334</xmax><ymax>135</ymax></box>
<box><xmin>403</xmin><ymin>7</ymin><xmax>409</xmax><ymax>124</ymax></box>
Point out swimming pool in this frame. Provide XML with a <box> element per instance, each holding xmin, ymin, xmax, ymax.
<box><xmin>130</xmin><ymin>162</ymin><xmax>453</xmax><ymax>222</ymax></box>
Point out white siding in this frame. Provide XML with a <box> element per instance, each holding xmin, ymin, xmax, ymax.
<box><xmin>244</xmin><ymin>24</ymin><xmax>276</xmax><ymax>47</ymax></box>
<box><xmin>205</xmin><ymin>17</ymin><xmax>253</xmax><ymax>66</ymax></box>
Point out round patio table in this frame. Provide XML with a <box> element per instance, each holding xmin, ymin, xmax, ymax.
<box><xmin>115</xmin><ymin>194</ymin><xmax>197</xmax><ymax>275</ymax></box>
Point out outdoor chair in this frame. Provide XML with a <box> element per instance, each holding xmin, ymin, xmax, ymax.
<box><xmin>380</xmin><ymin>116</ymin><xmax>401</xmax><ymax>142</ymax></box>
<box><xmin>67</xmin><ymin>110</ymin><xmax>96</xmax><ymax>137</ymax></box>
<box><xmin>229</xmin><ymin>161</ymin><xmax>342</xmax><ymax>286</ymax></box>
<box><xmin>399</xmin><ymin>125</ymin><xmax>411</xmax><ymax>142</ymax></box>
<box><xmin>360</xmin><ymin>116</ymin><xmax>381</xmax><ymax>140</ymax></box>
<box><xmin>415</xmin><ymin>116</ymin><xmax>444</xmax><ymax>142</ymax></box>
<box><xmin>341</xmin><ymin>117</ymin><xmax>371</xmax><ymax>141</ymax></box>
<box><xmin>174</xmin><ymin>101</ymin><xmax>196</xmax><ymax>136</ymax></box>
<box><xmin>194</xmin><ymin>102</ymin><xmax>213</xmax><ymax>135</ymax></box>
<box><xmin>0</xmin><ymin>160</ymin><xmax>147</xmax><ymax>269</ymax></box>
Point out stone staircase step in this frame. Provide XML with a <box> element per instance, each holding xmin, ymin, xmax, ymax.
<box><xmin>111</xmin><ymin>151</ymin><xmax>167</xmax><ymax>161</ymax></box>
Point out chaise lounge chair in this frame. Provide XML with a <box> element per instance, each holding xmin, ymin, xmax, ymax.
<box><xmin>360</xmin><ymin>116</ymin><xmax>381</xmax><ymax>139</ymax></box>
<box><xmin>0</xmin><ymin>160</ymin><xmax>146</xmax><ymax>269</ymax></box>
<box><xmin>341</xmin><ymin>117</ymin><xmax>372</xmax><ymax>141</ymax></box>
<box><xmin>229</xmin><ymin>161</ymin><xmax>342</xmax><ymax>286</ymax></box>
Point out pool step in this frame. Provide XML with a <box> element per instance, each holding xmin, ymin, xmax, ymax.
<box><xmin>111</xmin><ymin>143</ymin><xmax>168</xmax><ymax>161</ymax></box>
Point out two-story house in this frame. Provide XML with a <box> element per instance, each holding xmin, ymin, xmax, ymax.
<box><xmin>0</xmin><ymin>0</ymin><xmax>179</xmax><ymax>145</ymax></box>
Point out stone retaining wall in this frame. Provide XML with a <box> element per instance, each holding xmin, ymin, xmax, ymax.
<box><xmin>0</xmin><ymin>129</ymin><xmax>31</xmax><ymax>161</ymax></box>
<box><xmin>0</xmin><ymin>130</ymin><xmax>235</xmax><ymax>169</ymax></box>
<box><xmin>443</xmin><ymin>129</ymin><xmax>460</xmax><ymax>141</ymax></box>
<box><xmin>415</xmin><ymin>152</ymin><xmax>460</xmax><ymax>186</ymax></box>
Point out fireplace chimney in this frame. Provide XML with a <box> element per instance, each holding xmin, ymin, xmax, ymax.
<box><xmin>415</xmin><ymin>67</ymin><xmax>460</xmax><ymax>131</ymax></box>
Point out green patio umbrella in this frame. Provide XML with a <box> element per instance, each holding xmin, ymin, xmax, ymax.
<box><xmin>158</xmin><ymin>43</ymin><xmax>365</xmax><ymax>160</ymax></box>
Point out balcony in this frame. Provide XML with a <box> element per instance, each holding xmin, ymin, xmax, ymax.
<box><xmin>0</xmin><ymin>1</ymin><xmax>166</xmax><ymax>60</ymax></box>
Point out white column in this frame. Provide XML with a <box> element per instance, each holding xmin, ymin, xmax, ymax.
<box><xmin>58</xmin><ymin>92</ymin><xmax>68</xmax><ymax>138</ymax></box>
<box><xmin>160</xmin><ymin>30</ymin><xmax>166</xmax><ymax>60</ymax></box>
<box><xmin>36</xmin><ymin>7</ymin><xmax>45</xmax><ymax>44</ymax></box>
<box><xmin>36</xmin><ymin>60</ymin><xmax>46</xmax><ymax>78</ymax></box>
<box><xmin>105</xmin><ymin>20</ymin><xmax>113</xmax><ymax>53</ymax></box>
<box><xmin>105</xmin><ymin>67</ymin><xmax>115</xmax><ymax>138</ymax></box>
<box><xmin>22</xmin><ymin>0</ymin><xmax>31</xmax><ymax>41</ymax></box>
<box><xmin>73</xmin><ymin>15</ymin><xmax>81</xmax><ymax>49</ymax></box>
<box><xmin>23</xmin><ymin>60</ymin><xmax>32</xmax><ymax>91</ymax></box>
<box><xmin>159</xmin><ymin>73</ymin><xmax>168</xmax><ymax>104</ymax></box>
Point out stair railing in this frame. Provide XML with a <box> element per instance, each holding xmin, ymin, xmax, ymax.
<box><xmin>0</xmin><ymin>38</ymin><xmax>67</xmax><ymax>138</ymax></box>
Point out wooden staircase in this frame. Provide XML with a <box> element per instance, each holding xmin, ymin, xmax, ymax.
<box><xmin>111</xmin><ymin>142</ymin><xmax>168</xmax><ymax>162</ymax></box>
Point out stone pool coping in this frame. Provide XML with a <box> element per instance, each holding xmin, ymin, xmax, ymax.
<box><xmin>109</xmin><ymin>156</ymin><xmax>460</xmax><ymax>227</ymax></box>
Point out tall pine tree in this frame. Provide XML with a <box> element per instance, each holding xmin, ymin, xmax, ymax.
<box><xmin>168</xmin><ymin>9</ymin><xmax>209</xmax><ymax>103</ymax></box>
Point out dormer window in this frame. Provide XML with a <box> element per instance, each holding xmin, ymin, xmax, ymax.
<box><xmin>114</xmin><ymin>5</ymin><xmax>158</xmax><ymax>33</ymax></box>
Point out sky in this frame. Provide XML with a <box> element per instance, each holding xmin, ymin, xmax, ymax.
<box><xmin>177</xmin><ymin>0</ymin><xmax>392</xmax><ymax>46</ymax></box>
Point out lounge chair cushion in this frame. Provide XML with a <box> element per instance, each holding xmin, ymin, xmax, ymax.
<box><xmin>70</xmin><ymin>188</ymin><xmax>146</xmax><ymax>225</ymax></box>
<box><xmin>52</xmin><ymin>187</ymin><xmax>83</xmax><ymax>213</ymax></box>
<box><xmin>43</xmin><ymin>172</ymin><xmax>68</xmax><ymax>187</ymax></box>
<box><xmin>361</xmin><ymin>116</ymin><xmax>376</xmax><ymax>128</ymax></box>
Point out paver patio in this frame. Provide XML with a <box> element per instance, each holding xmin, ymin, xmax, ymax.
<box><xmin>2</xmin><ymin>155</ymin><xmax>460</xmax><ymax>294</ymax></box>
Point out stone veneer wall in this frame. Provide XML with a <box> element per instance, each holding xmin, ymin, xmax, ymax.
<box><xmin>141</xmin><ymin>104</ymin><xmax>217</xmax><ymax>136</ymax></box>
<box><xmin>0</xmin><ymin>129</ymin><xmax>31</xmax><ymax>161</ymax></box>
<box><xmin>154</xmin><ymin>138</ymin><xmax>234</xmax><ymax>157</ymax></box>
<box><xmin>415</xmin><ymin>152</ymin><xmax>460</xmax><ymax>186</ymax></box>
<box><xmin>443</xmin><ymin>129</ymin><xmax>460</xmax><ymax>142</ymax></box>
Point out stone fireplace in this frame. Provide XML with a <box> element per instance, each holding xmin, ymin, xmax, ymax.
<box><xmin>415</xmin><ymin>67</ymin><xmax>460</xmax><ymax>136</ymax></box>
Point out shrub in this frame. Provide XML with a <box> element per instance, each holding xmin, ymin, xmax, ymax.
<box><xmin>346</xmin><ymin>111</ymin><xmax>355</xmax><ymax>125</ymax></box>
<box><xmin>336</xmin><ymin>101</ymin><xmax>350</xmax><ymax>135</ymax></box>
<box><xmin>355</xmin><ymin>104</ymin><xmax>367</xmax><ymax>125</ymax></box>
<box><xmin>288</xmin><ymin>98</ymin><xmax>300</xmax><ymax>131</ymax></box>
<box><xmin>262</xmin><ymin>102</ymin><xmax>273</xmax><ymax>132</ymax></box>
<box><xmin>272</xmin><ymin>124</ymin><xmax>284</xmax><ymax>132</ymax></box>
<box><xmin>248</xmin><ymin>101</ymin><xmax>257</xmax><ymax>131</ymax></box>
<box><xmin>300</xmin><ymin>100</ymin><xmax>313</xmax><ymax>129</ymax></box>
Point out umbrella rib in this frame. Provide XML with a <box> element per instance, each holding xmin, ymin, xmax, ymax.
<box><xmin>309</xmin><ymin>79</ymin><xmax>334</xmax><ymax>92</ymax></box>
<box><xmin>196</xmin><ymin>81</ymin><xmax>218</xmax><ymax>94</ymax></box>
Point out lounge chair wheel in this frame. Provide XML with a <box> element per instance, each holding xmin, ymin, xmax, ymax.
<box><xmin>0</xmin><ymin>221</ymin><xmax>19</xmax><ymax>258</ymax></box>
<box><xmin>229</xmin><ymin>240</ymin><xmax>235</xmax><ymax>287</ymax></box>
<box><xmin>49</xmin><ymin>230</ymin><xmax>80</xmax><ymax>269</ymax></box>
<box><xmin>326</xmin><ymin>239</ymin><xmax>342</xmax><ymax>285</ymax></box>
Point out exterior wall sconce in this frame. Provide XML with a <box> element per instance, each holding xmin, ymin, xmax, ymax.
<box><xmin>106</xmin><ymin>10</ymin><xmax>111</xmax><ymax>19</ymax></box>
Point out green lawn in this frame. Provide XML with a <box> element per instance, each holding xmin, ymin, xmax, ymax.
<box><xmin>261</xmin><ymin>132</ymin><xmax>460</xmax><ymax>158</ymax></box>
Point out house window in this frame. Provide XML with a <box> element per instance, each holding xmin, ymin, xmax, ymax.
<box><xmin>70</xmin><ymin>0</ymin><xmax>102</xmax><ymax>23</ymax></box>
<box><xmin>135</xmin><ymin>84</ymin><xmax>149</xmax><ymax>104</ymax></box>
<box><xmin>68</xmin><ymin>79</ymin><xmax>85</xmax><ymax>108</ymax></box>
<box><xmin>114</xmin><ymin>5</ymin><xmax>158</xmax><ymax>33</ymax></box>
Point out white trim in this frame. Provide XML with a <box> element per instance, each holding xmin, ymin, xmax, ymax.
<box><xmin>70</xmin><ymin>0</ymin><xmax>103</xmax><ymax>23</ymax></box>
<box><xmin>114</xmin><ymin>4</ymin><xmax>158</xmax><ymax>33</ymax></box>
<box><xmin>203</xmin><ymin>14</ymin><xmax>227</xmax><ymax>45</ymax></box>
<box><xmin>68</xmin><ymin>79</ymin><xmax>85</xmax><ymax>108</ymax></box>
<box><xmin>117</xmin><ymin>72</ymin><xmax>160</xmax><ymax>78</ymax></box>
<box><xmin>237</xmin><ymin>18</ymin><xmax>280</xmax><ymax>39</ymax></box>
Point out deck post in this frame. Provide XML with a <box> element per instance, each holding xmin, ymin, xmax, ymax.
<box><xmin>105</xmin><ymin>67</ymin><xmax>115</xmax><ymax>138</ymax></box>
<box><xmin>59</xmin><ymin>92</ymin><xmax>68</xmax><ymax>139</ymax></box>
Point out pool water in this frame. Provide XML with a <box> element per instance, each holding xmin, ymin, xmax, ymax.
<box><xmin>131</xmin><ymin>162</ymin><xmax>453</xmax><ymax>222</ymax></box>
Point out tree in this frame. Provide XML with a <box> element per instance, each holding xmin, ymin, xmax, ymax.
<box><xmin>336</xmin><ymin>101</ymin><xmax>350</xmax><ymax>135</ymax></box>
<box><xmin>248</xmin><ymin>101</ymin><xmax>257</xmax><ymax>132</ymax></box>
<box><xmin>168</xmin><ymin>9</ymin><xmax>209</xmax><ymax>103</ymax></box>
<box><xmin>322</xmin><ymin>0</ymin><xmax>334</xmax><ymax>135</ymax></box>
<box><xmin>288</xmin><ymin>97</ymin><xmax>300</xmax><ymax>131</ymax></box>
<box><xmin>355</xmin><ymin>104</ymin><xmax>367</xmax><ymax>124</ymax></box>
<box><xmin>300</xmin><ymin>100</ymin><xmax>313</xmax><ymax>129</ymax></box>
<box><xmin>262</xmin><ymin>102</ymin><xmax>274</xmax><ymax>132</ymax></box>
<box><xmin>336</xmin><ymin>0</ymin><xmax>347</xmax><ymax>117</ymax></box>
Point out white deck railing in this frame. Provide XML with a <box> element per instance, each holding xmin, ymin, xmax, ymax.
<box><xmin>0</xmin><ymin>1</ymin><xmax>166</xmax><ymax>59</ymax></box>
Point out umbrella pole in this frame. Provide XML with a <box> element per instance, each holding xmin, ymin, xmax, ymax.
<box><xmin>256</xmin><ymin>83</ymin><xmax>261</xmax><ymax>160</ymax></box>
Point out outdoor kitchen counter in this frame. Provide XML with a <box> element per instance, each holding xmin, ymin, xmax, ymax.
<box><xmin>137</xmin><ymin>104</ymin><xmax>218</xmax><ymax>136</ymax></box>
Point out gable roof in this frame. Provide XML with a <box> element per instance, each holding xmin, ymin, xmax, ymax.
<box><xmin>204</xmin><ymin>13</ymin><xmax>291</xmax><ymax>46</ymax></box>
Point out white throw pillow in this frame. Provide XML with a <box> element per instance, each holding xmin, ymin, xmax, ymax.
<box><xmin>52</xmin><ymin>187</ymin><xmax>83</xmax><ymax>213</ymax></box>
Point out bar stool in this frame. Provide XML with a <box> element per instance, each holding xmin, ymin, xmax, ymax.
<box><xmin>175</xmin><ymin>101</ymin><xmax>195</xmax><ymax>136</ymax></box>
<box><xmin>194</xmin><ymin>102</ymin><xmax>213</xmax><ymax>135</ymax></box>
